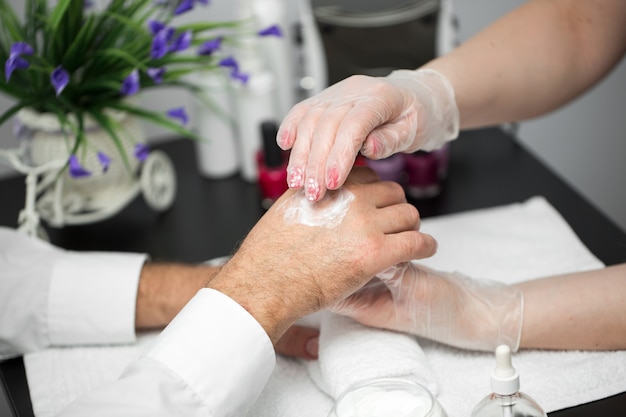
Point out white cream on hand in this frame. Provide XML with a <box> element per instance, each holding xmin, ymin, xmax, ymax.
<box><xmin>280</xmin><ymin>188</ymin><xmax>355</xmax><ymax>228</ymax></box>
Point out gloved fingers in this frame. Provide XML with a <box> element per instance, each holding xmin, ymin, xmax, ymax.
<box><xmin>361</xmin><ymin>109</ymin><xmax>421</xmax><ymax>159</ymax></box>
<box><xmin>322</xmin><ymin>98</ymin><xmax>399</xmax><ymax>192</ymax></box>
<box><xmin>301</xmin><ymin>102</ymin><xmax>362</xmax><ymax>201</ymax></box>
<box><xmin>283</xmin><ymin>103</ymin><xmax>328</xmax><ymax>190</ymax></box>
<box><xmin>277</xmin><ymin>98</ymin><xmax>314</xmax><ymax>151</ymax></box>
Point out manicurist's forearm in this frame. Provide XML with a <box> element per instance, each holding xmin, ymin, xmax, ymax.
<box><xmin>135</xmin><ymin>263</ymin><xmax>219</xmax><ymax>330</ymax></box>
<box><xmin>422</xmin><ymin>0</ymin><xmax>626</xmax><ymax>129</ymax></box>
<box><xmin>516</xmin><ymin>263</ymin><xmax>626</xmax><ymax>350</ymax></box>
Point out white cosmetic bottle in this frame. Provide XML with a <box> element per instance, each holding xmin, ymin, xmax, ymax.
<box><xmin>471</xmin><ymin>345</ymin><xmax>547</xmax><ymax>417</ymax></box>
<box><xmin>249</xmin><ymin>0</ymin><xmax>296</xmax><ymax>119</ymax></box>
<box><xmin>190</xmin><ymin>70</ymin><xmax>239</xmax><ymax>178</ymax></box>
<box><xmin>296</xmin><ymin>0</ymin><xmax>328</xmax><ymax>97</ymax></box>
<box><xmin>233</xmin><ymin>36</ymin><xmax>278</xmax><ymax>182</ymax></box>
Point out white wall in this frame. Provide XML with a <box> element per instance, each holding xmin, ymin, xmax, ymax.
<box><xmin>452</xmin><ymin>0</ymin><xmax>626</xmax><ymax>233</ymax></box>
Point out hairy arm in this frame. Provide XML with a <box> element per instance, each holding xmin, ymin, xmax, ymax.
<box><xmin>517</xmin><ymin>262</ymin><xmax>626</xmax><ymax>350</ymax></box>
<box><xmin>424</xmin><ymin>0</ymin><xmax>626</xmax><ymax>129</ymax></box>
<box><xmin>134</xmin><ymin>263</ymin><xmax>218</xmax><ymax>329</ymax></box>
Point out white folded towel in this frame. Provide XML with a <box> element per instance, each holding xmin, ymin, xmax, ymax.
<box><xmin>305</xmin><ymin>312</ymin><xmax>439</xmax><ymax>400</ymax></box>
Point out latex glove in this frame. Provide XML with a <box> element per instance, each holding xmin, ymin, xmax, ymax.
<box><xmin>277</xmin><ymin>69</ymin><xmax>459</xmax><ymax>202</ymax></box>
<box><xmin>332</xmin><ymin>262</ymin><xmax>523</xmax><ymax>352</ymax></box>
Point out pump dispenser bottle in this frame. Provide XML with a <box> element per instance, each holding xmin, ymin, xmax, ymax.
<box><xmin>471</xmin><ymin>345</ymin><xmax>547</xmax><ymax>417</ymax></box>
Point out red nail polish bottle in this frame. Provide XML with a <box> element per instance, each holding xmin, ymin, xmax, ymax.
<box><xmin>257</xmin><ymin>120</ymin><xmax>288</xmax><ymax>209</ymax></box>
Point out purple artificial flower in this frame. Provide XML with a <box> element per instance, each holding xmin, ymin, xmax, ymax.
<box><xmin>68</xmin><ymin>155</ymin><xmax>91</xmax><ymax>178</ymax></box>
<box><xmin>50</xmin><ymin>66</ymin><xmax>70</xmax><ymax>96</ymax></box>
<box><xmin>10</xmin><ymin>42</ymin><xmax>34</xmax><ymax>57</ymax></box>
<box><xmin>4</xmin><ymin>55</ymin><xmax>30</xmax><ymax>82</ymax></box>
<box><xmin>134</xmin><ymin>143</ymin><xmax>150</xmax><ymax>162</ymax></box>
<box><xmin>97</xmin><ymin>151</ymin><xmax>111</xmax><ymax>172</ymax></box>
<box><xmin>257</xmin><ymin>25</ymin><xmax>283</xmax><ymax>37</ymax></box>
<box><xmin>151</xmin><ymin>29</ymin><xmax>170</xmax><ymax>59</ymax></box>
<box><xmin>173</xmin><ymin>0</ymin><xmax>194</xmax><ymax>15</ymax></box>
<box><xmin>229</xmin><ymin>69</ymin><xmax>249</xmax><ymax>84</ymax></box>
<box><xmin>197</xmin><ymin>37</ymin><xmax>222</xmax><ymax>55</ymax></box>
<box><xmin>218</xmin><ymin>56</ymin><xmax>238</xmax><ymax>71</ymax></box>
<box><xmin>166</xmin><ymin>107</ymin><xmax>189</xmax><ymax>125</ymax></box>
<box><xmin>121</xmin><ymin>69</ymin><xmax>140</xmax><ymax>96</ymax></box>
<box><xmin>169</xmin><ymin>30</ymin><xmax>192</xmax><ymax>53</ymax></box>
<box><xmin>147</xmin><ymin>67</ymin><xmax>165</xmax><ymax>84</ymax></box>
<box><xmin>148</xmin><ymin>19</ymin><xmax>167</xmax><ymax>36</ymax></box>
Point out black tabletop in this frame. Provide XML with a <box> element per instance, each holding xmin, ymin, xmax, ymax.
<box><xmin>1</xmin><ymin>127</ymin><xmax>625</xmax><ymax>416</ymax></box>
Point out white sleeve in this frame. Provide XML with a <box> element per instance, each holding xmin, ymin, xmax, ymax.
<box><xmin>0</xmin><ymin>227</ymin><xmax>147</xmax><ymax>359</ymax></box>
<box><xmin>57</xmin><ymin>289</ymin><xmax>276</xmax><ymax>417</ymax></box>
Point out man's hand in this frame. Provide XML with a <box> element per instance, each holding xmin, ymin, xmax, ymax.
<box><xmin>207</xmin><ymin>167</ymin><xmax>437</xmax><ymax>344</ymax></box>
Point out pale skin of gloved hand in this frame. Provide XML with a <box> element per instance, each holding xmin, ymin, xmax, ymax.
<box><xmin>277</xmin><ymin>69</ymin><xmax>460</xmax><ymax>202</ymax></box>
<box><xmin>331</xmin><ymin>262</ymin><xmax>524</xmax><ymax>352</ymax></box>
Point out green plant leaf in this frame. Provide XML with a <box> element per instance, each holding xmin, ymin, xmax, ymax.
<box><xmin>47</xmin><ymin>0</ymin><xmax>73</xmax><ymax>33</ymax></box>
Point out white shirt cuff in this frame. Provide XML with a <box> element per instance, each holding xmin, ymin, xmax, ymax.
<box><xmin>47</xmin><ymin>251</ymin><xmax>148</xmax><ymax>346</ymax></box>
<box><xmin>145</xmin><ymin>288</ymin><xmax>276</xmax><ymax>415</ymax></box>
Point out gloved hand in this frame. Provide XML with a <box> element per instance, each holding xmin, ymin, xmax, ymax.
<box><xmin>277</xmin><ymin>68</ymin><xmax>460</xmax><ymax>201</ymax></box>
<box><xmin>331</xmin><ymin>262</ymin><xmax>524</xmax><ymax>352</ymax></box>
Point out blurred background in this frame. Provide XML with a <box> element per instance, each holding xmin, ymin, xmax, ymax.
<box><xmin>1</xmin><ymin>0</ymin><xmax>624</xmax><ymax>233</ymax></box>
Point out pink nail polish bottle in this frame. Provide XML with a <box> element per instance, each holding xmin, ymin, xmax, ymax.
<box><xmin>404</xmin><ymin>143</ymin><xmax>450</xmax><ymax>199</ymax></box>
<box><xmin>257</xmin><ymin>120</ymin><xmax>288</xmax><ymax>209</ymax></box>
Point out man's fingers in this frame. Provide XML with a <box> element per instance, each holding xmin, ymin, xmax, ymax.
<box><xmin>274</xmin><ymin>325</ymin><xmax>320</xmax><ymax>359</ymax></box>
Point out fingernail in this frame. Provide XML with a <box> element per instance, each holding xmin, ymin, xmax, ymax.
<box><xmin>277</xmin><ymin>129</ymin><xmax>291</xmax><ymax>149</ymax></box>
<box><xmin>327</xmin><ymin>166</ymin><xmax>339</xmax><ymax>189</ymax></box>
<box><xmin>305</xmin><ymin>336</ymin><xmax>319</xmax><ymax>359</ymax></box>
<box><xmin>305</xmin><ymin>178</ymin><xmax>320</xmax><ymax>201</ymax></box>
<box><xmin>288</xmin><ymin>167</ymin><xmax>304</xmax><ymax>188</ymax></box>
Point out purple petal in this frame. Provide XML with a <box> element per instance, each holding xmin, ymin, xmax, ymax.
<box><xmin>169</xmin><ymin>30</ymin><xmax>192</xmax><ymax>53</ymax></box>
<box><xmin>174</xmin><ymin>0</ymin><xmax>194</xmax><ymax>15</ymax></box>
<box><xmin>69</xmin><ymin>155</ymin><xmax>91</xmax><ymax>178</ymax></box>
<box><xmin>10</xmin><ymin>42</ymin><xmax>34</xmax><ymax>56</ymax></box>
<box><xmin>50</xmin><ymin>66</ymin><xmax>70</xmax><ymax>96</ymax></box>
<box><xmin>218</xmin><ymin>56</ymin><xmax>238</xmax><ymax>71</ymax></box>
<box><xmin>121</xmin><ymin>69</ymin><xmax>140</xmax><ymax>96</ymax></box>
<box><xmin>197</xmin><ymin>37</ymin><xmax>222</xmax><ymax>56</ymax></box>
<box><xmin>134</xmin><ymin>143</ymin><xmax>150</xmax><ymax>162</ymax></box>
<box><xmin>147</xmin><ymin>67</ymin><xmax>165</xmax><ymax>84</ymax></box>
<box><xmin>229</xmin><ymin>69</ymin><xmax>249</xmax><ymax>84</ymax></box>
<box><xmin>196</xmin><ymin>0</ymin><xmax>210</xmax><ymax>5</ymax></box>
<box><xmin>148</xmin><ymin>19</ymin><xmax>166</xmax><ymax>36</ymax></box>
<box><xmin>258</xmin><ymin>25</ymin><xmax>283</xmax><ymax>37</ymax></box>
<box><xmin>97</xmin><ymin>151</ymin><xmax>111</xmax><ymax>172</ymax></box>
<box><xmin>5</xmin><ymin>55</ymin><xmax>30</xmax><ymax>82</ymax></box>
<box><xmin>166</xmin><ymin>106</ymin><xmax>188</xmax><ymax>125</ymax></box>
<box><xmin>150</xmin><ymin>30</ymin><xmax>170</xmax><ymax>59</ymax></box>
